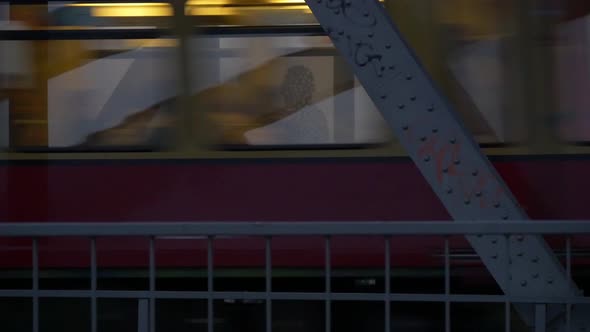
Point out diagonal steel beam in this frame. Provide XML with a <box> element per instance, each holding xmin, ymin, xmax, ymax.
<box><xmin>303</xmin><ymin>0</ymin><xmax>588</xmax><ymax>330</ymax></box>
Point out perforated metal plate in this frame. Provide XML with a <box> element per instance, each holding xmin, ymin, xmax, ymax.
<box><xmin>304</xmin><ymin>0</ymin><xmax>587</xmax><ymax>329</ymax></box>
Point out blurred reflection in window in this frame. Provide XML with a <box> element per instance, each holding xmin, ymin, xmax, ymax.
<box><xmin>1</xmin><ymin>2</ymin><xmax>177</xmax><ymax>151</ymax></box>
<box><xmin>555</xmin><ymin>4</ymin><xmax>590</xmax><ymax>142</ymax></box>
<box><xmin>200</xmin><ymin>34</ymin><xmax>392</xmax><ymax>148</ymax></box>
<box><xmin>50</xmin><ymin>39</ymin><xmax>178</xmax><ymax>150</ymax></box>
<box><xmin>432</xmin><ymin>0</ymin><xmax>524</xmax><ymax>144</ymax></box>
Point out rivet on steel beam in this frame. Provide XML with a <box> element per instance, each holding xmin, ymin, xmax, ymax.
<box><xmin>364</xmin><ymin>11</ymin><xmax>369</xmax><ymax>17</ymax></box>
<box><xmin>516</xmin><ymin>235</ymin><xmax>524</xmax><ymax>242</ymax></box>
<box><xmin>410</xmin><ymin>96</ymin><xmax>417</xmax><ymax>101</ymax></box>
<box><xmin>464</xmin><ymin>198</ymin><xmax>471</xmax><ymax>205</ymax></box>
<box><xmin>472</xmin><ymin>170</ymin><xmax>478</xmax><ymax>176</ymax></box>
<box><xmin>491</xmin><ymin>254</ymin><xmax>498</xmax><ymax>259</ymax></box>
<box><xmin>368</xmin><ymin>33</ymin><xmax>374</xmax><ymax>38</ymax></box>
<box><xmin>475</xmin><ymin>191</ymin><xmax>482</xmax><ymax>197</ymax></box>
<box><xmin>442</xmin><ymin>167</ymin><xmax>449</xmax><ymax>173</ymax></box>
<box><xmin>520</xmin><ymin>280</ymin><xmax>527</xmax><ymax>287</ymax></box>
<box><xmin>427</xmin><ymin>105</ymin><xmax>434</xmax><ymax>112</ymax></box>
<box><xmin>502</xmin><ymin>215</ymin><xmax>509</xmax><ymax>220</ymax></box>
<box><xmin>450</xmin><ymin>138</ymin><xmax>456</xmax><ymax>144</ymax></box>
<box><xmin>338</xmin><ymin>30</ymin><xmax>344</xmax><ymax>36</ymax></box>
<box><xmin>398</xmin><ymin>104</ymin><xmax>405</xmax><ymax>109</ymax></box>
<box><xmin>406</xmin><ymin>75</ymin><xmax>413</xmax><ymax>81</ymax></box>
<box><xmin>388</xmin><ymin>65</ymin><xmax>395</xmax><ymax>70</ymax></box>
<box><xmin>548</xmin><ymin>278</ymin><xmax>554</xmax><ymax>285</ymax></box>
<box><xmin>380</xmin><ymin>95</ymin><xmax>387</xmax><ymax>99</ymax></box>
<box><xmin>424</xmin><ymin>156</ymin><xmax>431</xmax><ymax>162</ymax></box>
<box><xmin>446</xmin><ymin>187</ymin><xmax>453</xmax><ymax>194</ymax></box>
<box><xmin>385</xmin><ymin>44</ymin><xmax>391</xmax><ymax>49</ymax></box>
<box><xmin>494</xmin><ymin>202</ymin><xmax>501</xmax><ymax>208</ymax></box>
<box><xmin>420</xmin><ymin>136</ymin><xmax>427</xmax><ymax>142</ymax></box>
<box><xmin>491</xmin><ymin>238</ymin><xmax>497</xmax><ymax>244</ymax></box>
<box><xmin>517</xmin><ymin>252</ymin><xmax>524</xmax><ymax>257</ymax></box>
<box><xmin>432</xmin><ymin>128</ymin><xmax>438</xmax><ymax>133</ymax></box>
<box><xmin>453</xmin><ymin>160</ymin><xmax>461</xmax><ymax>165</ymax></box>
<box><xmin>402</xmin><ymin>125</ymin><xmax>409</xmax><ymax>131</ymax></box>
<box><xmin>532</xmin><ymin>273</ymin><xmax>539</xmax><ymax>279</ymax></box>
<box><xmin>532</xmin><ymin>257</ymin><xmax>539</xmax><ymax>263</ymax></box>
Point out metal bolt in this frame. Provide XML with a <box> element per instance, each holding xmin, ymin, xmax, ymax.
<box><xmin>464</xmin><ymin>198</ymin><xmax>471</xmax><ymax>205</ymax></box>
<box><xmin>517</xmin><ymin>252</ymin><xmax>524</xmax><ymax>257</ymax></box>
<box><xmin>380</xmin><ymin>95</ymin><xmax>387</xmax><ymax>99</ymax></box>
<box><xmin>427</xmin><ymin>106</ymin><xmax>434</xmax><ymax>112</ymax></box>
<box><xmin>532</xmin><ymin>257</ymin><xmax>539</xmax><ymax>263</ymax></box>
<box><xmin>410</xmin><ymin>96</ymin><xmax>417</xmax><ymax>101</ymax></box>
<box><xmin>446</xmin><ymin>187</ymin><xmax>453</xmax><ymax>194</ymax></box>
<box><xmin>442</xmin><ymin>167</ymin><xmax>449</xmax><ymax>173</ymax></box>
<box><xmin>385</xmin><ymin>44</ymin><xmax>391</xmax><ymax>49</ymax></box>
<box><xmin>388</xmin><ymin>65</ymin><xmax>395</xmax><ymax>70</ymax></box>
<box><xmin>532</xmin><ymin>273</ymin><xmax>539</xmax><ymax>279</ymax></box>
<box><xmin>406</xmin><ymin>75</ymin><xmax>413</xmax><ymax>81</ymax></box>
<box><xmin>450</xmin><ymin>138</ymin><xmax>456</xmax><ymax>144</ymax></box>
<box><xmin>516</xmin><ymin>235</ymin><xmax>524</xmax><ymax>242</ymax></box>
<box><xmin>548</xmin><ymin>278</ymin><xmax>554</xmax><ymax>285</ymax></box>
<box><xmin>420</xmin><ymin>136</ymin><xmax>427</xmax><ymax>142</ymax></box>
<box><xmin>398</xmin><ymin>104</ymin><xmax>405</xmax><ymax>109</ymax></box>
<box><xmin>402</xmin><ymin>125</ymin><xmax>409</xmax><ymax>131</ymax></box>
<box><xmin>491</xmin><ymin>254</ymin><xmax>498</xmax><ymax>259</ymax></box>
<box><xmin>491</xmin><ymin>238</ymin><xmax>497</xmax><ymax>244</ymax></box>
<box><xmin>472</xmin><ymin>170</ymin><xmax>478</xmax><ymax>176</ymax></box>
<box><xmin>364</xmin><ymin>11</ymin><xmax>369</xmax><ymax>17</ymax></box>
<box><xmin>424</xmin><ymin>156</ymin><xmax>431</xmax><ymax>162</ymax></box>
<box><xmin>368</xmin><ymin>33</ymin><xmax>374</xmax><ymax>38</ymax></box>
<box><xmin>521</xmin><ymin>280</ymin><xmax>527</xmax><ymax>287</ymax></box>
<box><xmin>493</xmin><ymin>202</ymin><xmax>500</xmax><ymax>208</ymax></box>
<box><xmin>502</xmin><ymin>215</ymin><xmax>509</xmax><ymax>220</ymax></box>
<box><xmin>338</xmin><ymin>30</ymin><xmax>344</xmax><ymax>35</ymax></box>
<box><xmin>453</xmin><ymin>160</ymin><xmax>461</xmax><ymax>165</ymax></box>
<box><xmin>432</xmin><ymin>128</ymin><xmax>438</xmax><ymax>133</ymax></box>
<box><xmin>475</xmin><ymin>191</ymin><xmax>482</xmax><ymax>197</ymax></box>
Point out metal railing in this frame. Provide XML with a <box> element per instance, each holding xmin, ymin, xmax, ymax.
<box><xmin>0</xmin><ymin>221</ymin><xmax>589</xmax><ymax>332</ymax></box>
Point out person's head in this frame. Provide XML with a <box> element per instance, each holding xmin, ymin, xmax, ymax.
<box><xmin>279</xmin><ymin>65</ymin><xmax>315</xmax><ymax>112</ymax></box>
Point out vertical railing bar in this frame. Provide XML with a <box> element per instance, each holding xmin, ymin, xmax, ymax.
<box><xmin>149</xmin><ymin>236</ymin><xmax>156</xmax><ymax>332</ymax></box>
<box><xmin>208</xmin><ymin>236</ymin><xmax>214</xmax><ymax>332</ymax></box>
<box><xmin>505</xmin><ymin>235</ymin><xmax>511</xmax><ymax>332</ymax></box>
<box><xmin>32</xmin><ymin>238</ymin><xmax>39</xmax><ymax>332</ymax></box>
<box><xmin>325</xmin><ymin>236</ymin><xmax>331</xmax><ymax>332</ymax></box>
<box><xmin>265</xmin><ymin>236</ymin><xmax>272</xmax><ymax>332</ymax></box>
<box><xmin>385</xmin><ymin>236</ymin><xmax>391</xmax><ymax>332</ymax></box>
<box><xmin>505</xmin><ymin>301</ymin><xmax>511</xmax><ymax>332</ymax></box>
<box><xmin>91</xmin><ymin>237</ymin><xmax>97</xmax><ymax>332</ymax></box>
<box><xmin>444</xmin><ymin>237</ymin><xmax>450</xmax><ymax>332</ymax></box>
<box><xmin>566</xmin><ymin>236</ymin><xmax>572</xmax><ymax>332</ymax></box>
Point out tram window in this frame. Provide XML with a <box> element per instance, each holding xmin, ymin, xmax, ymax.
<box><xmin>554</xmin><ymin>13</ymin><xmax>590</xmax><ymax>143</ymax></box>
<box><xmin>199</xmin><ymin>35</ymin><xmax>393</xmax><ymax>147</ymax></box>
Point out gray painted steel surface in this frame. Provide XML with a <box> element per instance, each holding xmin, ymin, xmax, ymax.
<box><xmin>301</xmin><ymin>0</ymin><xmax>588</xmax><ymax>330</ymax></box>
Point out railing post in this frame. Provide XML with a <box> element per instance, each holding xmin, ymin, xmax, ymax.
<box><xmin>535</xmin><ymin>304</ymin><xmax>546</xmax><ymax>332</ymax></box>
<box><xmin>138</xmin><ymin>299</ymin><xmax>149</xmax><ymax>332</ymax></box>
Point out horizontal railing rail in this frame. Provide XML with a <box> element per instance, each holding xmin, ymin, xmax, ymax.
<box><xmin>0</xmin><ymin>221</ymin><xmax>589</xmax><ymax>332</ymax></box>
<box><xmin>0</xmin><ymin>220</ymin><xmax>589</xmax><ymax>237</ymax></box>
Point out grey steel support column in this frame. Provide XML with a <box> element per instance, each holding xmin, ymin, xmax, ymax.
<box><xmin>302</xmin><ymin>0</ymin><xmax>588</xmax><ymax>330</ymax></box>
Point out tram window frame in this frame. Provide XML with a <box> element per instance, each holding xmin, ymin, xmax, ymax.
<box><xmin>1</xmin><ymin>1</ymin><xmax>590</xmax><ymax>160</ymax></box>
